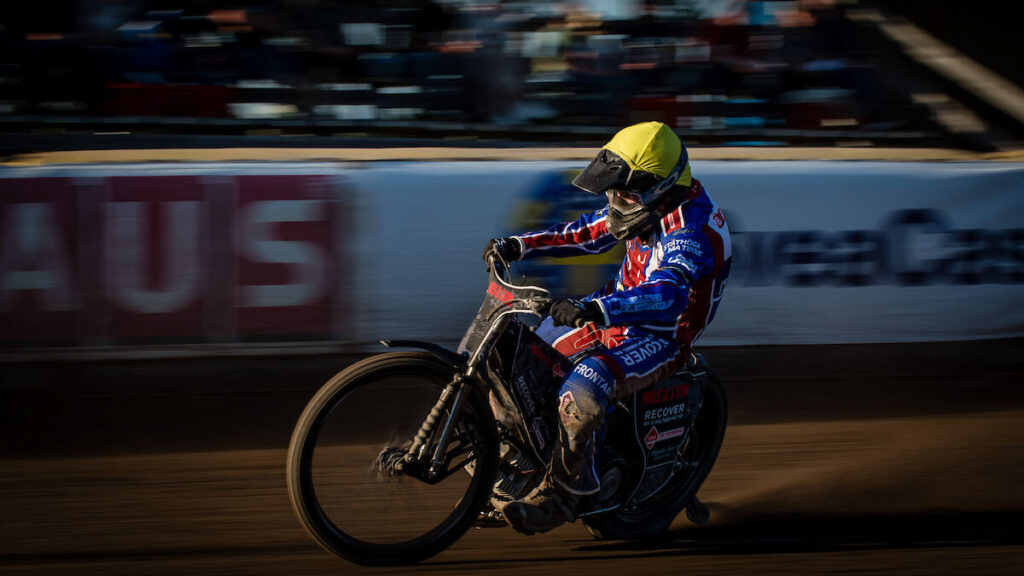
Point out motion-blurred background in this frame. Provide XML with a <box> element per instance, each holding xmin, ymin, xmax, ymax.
<box><xmin>1</xmin><ymin>2</ymin><xmax>1023</xmax><ymax>575</ymax></box>
<box><xmin>1</xmin><ymin>0</ymin><xmax>1022</xmax><ymax>151</ymax></box>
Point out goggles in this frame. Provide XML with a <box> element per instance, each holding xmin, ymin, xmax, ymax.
<box><xmin>606</xmin><ymin>188</ymin><xmax>645</xmax><ymax>214</ymax></box>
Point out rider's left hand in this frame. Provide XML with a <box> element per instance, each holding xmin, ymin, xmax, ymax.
<box><xmin>550</xmin><ymin>299</ymin><xmax>603</xmax><ymax>328</ymax></box>
<box><xmin>483</xmin><ymin>237</ymin><xmax>521</xmax><ymax>266</ymax></box>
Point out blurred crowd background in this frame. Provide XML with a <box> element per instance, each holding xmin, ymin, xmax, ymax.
<box><xmin>1</xmin><ymin>0</ymin><xmax>1020</xmax><ymax>150</ymax></box>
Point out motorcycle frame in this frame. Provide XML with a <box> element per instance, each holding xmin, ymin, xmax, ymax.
<box><xmin>381</xmin><ymin>255</ymin><xmax>550</xmax><ymax>480</ymax></box>
<box><xmin>381</xmin><ymin>255</ymin><xmax>705</xmax><ymax>512</ymax></box>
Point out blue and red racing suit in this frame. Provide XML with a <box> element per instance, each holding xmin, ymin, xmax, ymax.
<box><xmin>513</xmin><ymin>179</ymin><xmax>731</xmax><ymax>412</ymax></box>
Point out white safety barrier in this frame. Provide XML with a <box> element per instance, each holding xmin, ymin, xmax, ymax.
<box><xmin>2</xmin><ymin>160</ymin><xmax>1022</xmax><ymax>350</ymax></box>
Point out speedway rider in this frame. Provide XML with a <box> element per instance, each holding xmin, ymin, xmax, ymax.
<box><xmin>483</xmin><ymin>121</ymin><xmax>732</xmax><ymax>535</ymax></box>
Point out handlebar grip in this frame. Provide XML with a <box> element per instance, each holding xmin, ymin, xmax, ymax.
<box><xmin>534</xmin><ymin>298</ymin><xmax>553</xmax><ymax>315</ymax></box>
<box><xmin>487</xmin><ymin>253</ymin><xmax>507</xmax><ymax>274</ymax></box>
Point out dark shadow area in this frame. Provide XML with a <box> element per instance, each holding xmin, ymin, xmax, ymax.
<box><xmin>0</xmin><ymin>543</ymin><xmax>314</xmax><ymax>567</ymax></box>
<box><xmin>875</xmin><ymin>0</ymin><xmax>1023</xmax><ymax>89</ymax></box>
<box><xmin>705</xmin><ymin>337</ymin><xmax>1024</xmax><ymax>425</ymax></box>
<box><xmin>416</xmin><ymin>511</ymin><xmax>1024</xmax><ymax>570</ymax></box>
<box><xmin>0</xmin><ymin>354</ymin><xmax>347</xmax><ymax>459</ymax></box>
<box><xmin>571</xmin><ymin>511</ymin><xmax>1024</xmax><ymax>558</ymax></box>
<box><xmin>2</xmin><ymin>339</ymin><xmax>1022</xmax><ymax>459</ymax></box>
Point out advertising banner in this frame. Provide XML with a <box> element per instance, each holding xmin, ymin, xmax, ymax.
<box><xmin>1</xmin><ymin>165</ymin><xmax>348</xmax><ymax>347</ymax></box>
<box><xmin>699</xmin><ymin>161</ymin><xmax>1024</xmax><ymax>344</ymax></box>
<box><xmin>2</xmin><ymin>160</ymin><xmax>1022</xmax><ymax>351</ymax></box>
<box><xmin>346</xmin><ymin>160</ymin><xmax>1024</xmax><ymax>346</ymax></box>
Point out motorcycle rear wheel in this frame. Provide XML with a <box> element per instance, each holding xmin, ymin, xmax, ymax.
<box><xmin>583</xmin><ymin>367</ymin><xmax>727</xmax><ymax>539</ymax></box>
<box><xmin>286</xmin><ymin>352</ymin><xmax>498</xmax><ymax>565</ymax></box>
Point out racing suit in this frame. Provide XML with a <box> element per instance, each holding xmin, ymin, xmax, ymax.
<box><xmin>511</xmin><ymin>179</ymin><xmax>732</xmax><ymax>496</ymax></box>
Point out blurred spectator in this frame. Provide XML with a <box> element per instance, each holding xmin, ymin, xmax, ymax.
<box><xmin>0</xmin><ymin>0</ymin><xmax>999</xmax><ymax>145</ymax></box>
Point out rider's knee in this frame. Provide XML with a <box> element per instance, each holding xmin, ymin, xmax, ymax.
<box><xmin>558</xmin><ymin>356</ymin><xmax>614</xmax><ymax>435</ymax></box>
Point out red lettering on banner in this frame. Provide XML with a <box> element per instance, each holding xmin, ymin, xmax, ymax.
<box><xmin>0</xmin><ymin>175</ymin><xmax>347</xmax><ymax>346</ymax></box>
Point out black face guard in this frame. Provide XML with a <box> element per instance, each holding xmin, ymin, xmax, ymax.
<box><xmin>605</xmin><ymin>202</ymin><xmax>654</xmax><ymax>240</ymax></box>
<box><xmin>605</xmin><ymin>177</ymin><xmax>690</xmax><ymax>241</ymax></box>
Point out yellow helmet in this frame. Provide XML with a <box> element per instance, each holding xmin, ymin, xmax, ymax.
<box><xmin>572</xmin><ymin>121</ymin><xmax>691</xmax><ymax>202</ymax></box>
<box><xmin>572</xmin><ymin>122</ymin><xmax>691</xmax><ymax>240</ymax></box>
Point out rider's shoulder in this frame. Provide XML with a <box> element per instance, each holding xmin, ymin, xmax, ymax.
<box><xmin>658</xmin><ymin>224</ymin><xmax>709</xmax><ymax>255</ymax></box>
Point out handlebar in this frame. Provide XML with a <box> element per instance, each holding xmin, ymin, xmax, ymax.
<box><xmin>484</xmin><ymin>251</ymin><xmax>599</xmax><ymax>329</ymax></box>
<box><xmin>485</xmin><ymin>251</ymin><xmax>509</xmax><ymax>275</ymax></box>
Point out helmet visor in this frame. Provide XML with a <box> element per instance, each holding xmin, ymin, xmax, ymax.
<box><xmin>572</xmin><ymin>149</ymin><xmax>631</xmax><ymax>195</ymax></box>
<box><xmin>574</xmin><ymin>148</ymin><xmax>684</xmax><ymax>206</ymax></box>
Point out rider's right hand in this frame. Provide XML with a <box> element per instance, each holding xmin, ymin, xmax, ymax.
<box><xmin>483</xmin><ymin>237</ymin><xmax>522</xmax><ymax>266</ymax></box>
<box><xmin>550</xmin><ymin>298</ymin><xmax>603</xmax><ymax>328</ymax></box>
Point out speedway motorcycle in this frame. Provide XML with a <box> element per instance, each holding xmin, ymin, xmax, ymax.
<box><xmin>286</xmin><ymin>255</ymin><xmax>728</xmax><ymax>565</ymax></box>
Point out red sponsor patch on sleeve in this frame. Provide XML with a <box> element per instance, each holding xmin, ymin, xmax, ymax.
<box><xmin>712</xmin><ymin>209</ymin><xmax>725</xmax><ymax>228</ymax></box>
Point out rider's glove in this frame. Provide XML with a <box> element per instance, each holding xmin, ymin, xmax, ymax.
<box><xmin>550</xmin><ymin>298</ymin><xmax>604</xmax><ymax>328</ymax></box>
<box><xmin>482</xmin><ymin>237</ymin><xmax>522</xmax><ymax>266</ymax></box>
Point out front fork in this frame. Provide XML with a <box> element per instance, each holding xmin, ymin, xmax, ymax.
<box><xmin>380</xmin><ymin>372</ymin><xmax>475</xmax><ymax>483</ymax></box>
<box><xmin>409</xmin><ymin>374</ymin><xmax>471</xmax><ymax>479</ymax></box>
<box><xmin>380</xmin><ymin>320</ymin><xmax>506</xmax><ymax>483</ymax></box>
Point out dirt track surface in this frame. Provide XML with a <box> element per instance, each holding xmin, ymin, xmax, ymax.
<box><xmin>2</xmin><ymin>340</ymin><xmax>1023</xmax><ymax>575</ymax></box>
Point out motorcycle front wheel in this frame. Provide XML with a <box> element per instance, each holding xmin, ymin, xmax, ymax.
<box><xmin>286</xmin><ymin>351</ymin><xmax>498</xmax><ymax>565</ymax></box>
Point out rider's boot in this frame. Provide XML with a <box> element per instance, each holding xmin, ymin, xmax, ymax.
<box><xmin>473</xmin><ymin>442</ymin><xmax>542</xmax><ymax>528</ymax></box>
<box><xmin>498</xmin><ymin>473</ymin><xmax>579</xmax><ymax>535</ymax></box>
<box><xmin>500</xmin><ymin>389</ymin><xmax>604</xmax><ymax>534</ymax></box>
